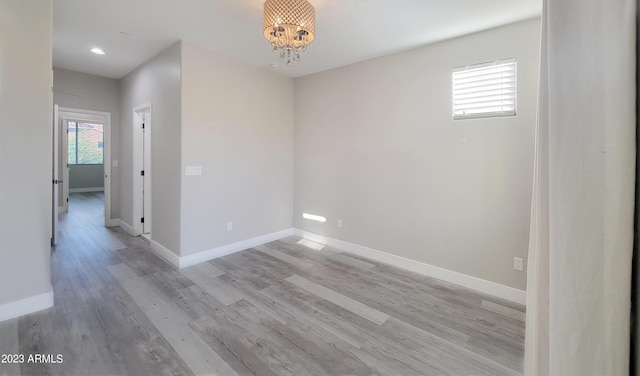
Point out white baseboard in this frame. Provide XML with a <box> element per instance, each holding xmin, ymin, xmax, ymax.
<box><xmin>106</xmin><ymin>218</ymin><xmax>120</xmax><ymax>227</ymax></box>
<box><xmin>179</xmin><ymin>228</ymin><xmax>295</xmax><ymax>269</ymax></box>
<box><xmin>293</xmin><ymin>229</ymin><xmax>526</xmax><ymax>305</ymax></box>
<box><xmin>69</xmin><ymin>187</ymin><xmax>104</xmax><ymax>193</ymax></box>
<box><xmin>150</xmin><ymin>240</ymin><xmax>181</xmax><ymax>269</ymax></box>
<box><xmin>0</xmin><ymin>286</ymin><xmax>54</xmax><ymax>323</ymax></box>
<box><xmin>144</xmin><ymin>228</ymin><xmax>294</xmax><ymax>269</ymax></box>
<box><xmin>118</xmin><ymin>220</ymin><xmax>137</xmax><ymax>236</ymax></box>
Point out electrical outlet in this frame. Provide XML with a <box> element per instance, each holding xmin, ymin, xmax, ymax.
<box><xmin>337</xmin><ymin>219</ymin><xmax>343</xmax><ymax>228</ymax></box>
<box><xmin>227</xmin><ymin>222</ymin><xmax>232</xmax><ymax>231</ymax></box>
<box><xmin>514</xmin><ymin>257</ymin><xmax>524</xmax><ymax>271</ymax></box>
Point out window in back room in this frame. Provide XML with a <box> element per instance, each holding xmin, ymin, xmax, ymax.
<box><xmin>68</xmin><ymin>121</ymin><xmax>104</xmax><ymax>165</ymax></box>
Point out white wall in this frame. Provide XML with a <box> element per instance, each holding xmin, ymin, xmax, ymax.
<box><xmin>294</xmin><ymin>18</ymin><xmax>540</xmax><ymax>290</ymax></box>
<box><xmin>120</xmin><ymin>42</ymin><xmax>182</xmax><ymax>252</ymax></box>
<box><xmin>180</xmin><ymin>41</ymin><xmax>294</xmax><ymax>256</ymax></box>
<box><xmin>69</xmin><ymin>165</ymin><xmax>104</xmax><ymax>190</ymax></box>
<box><xmin>53</xmin><ymin>68</ymin><xmax>120</xmax><ymax>212</ymax></box>
<box><xmin>0</xmin><ymin>0</ymin><xmax>52</xmax><ymax>307</ymax></box>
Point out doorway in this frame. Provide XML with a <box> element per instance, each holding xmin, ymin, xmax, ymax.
<box><xmin>56</xmin><ymin>107</ymin><xmax>112</xmax><ymax>227</ymax></box>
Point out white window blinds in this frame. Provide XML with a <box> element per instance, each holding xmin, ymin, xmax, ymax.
<box><xmin>452</xmin><ymin>58</ymin><xmax>516</xmax><ymax>120</ymax></box>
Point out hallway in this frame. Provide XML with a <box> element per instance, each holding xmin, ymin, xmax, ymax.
<box><xmin>2</xmin><ymin>193</ymin><xmax>190</xmax><ymax>375</ymax></box>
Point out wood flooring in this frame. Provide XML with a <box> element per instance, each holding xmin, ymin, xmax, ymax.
<box><xmin>0</xmin><ymin>192</ymin><xmax>525</xmax><ymax>376</ymax></box>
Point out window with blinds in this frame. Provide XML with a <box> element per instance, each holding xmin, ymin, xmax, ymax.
<box><xmin>452</xmin><ymin>58</ymin><xmax>516</xmax><ymax>120</ymax></box>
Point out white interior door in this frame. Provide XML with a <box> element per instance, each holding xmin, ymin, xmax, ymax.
<box><xmin>134</xmin><ymin>103</ymin><xmax>151</xmax><ymax>236</ymax></box>
<box><xmin>61</xmin><ymin>118</ymin><xmax>70</xmax><ymax>212</ymax></box>
<box><xmin>142</xmin><ymin>110</ymin><xmax>151</xmax><ymax>234</ymax></box>
<box><xmin>52</xmin><ymin>105</ymin><xmax>59</xmax><ymax>245</ymax></box>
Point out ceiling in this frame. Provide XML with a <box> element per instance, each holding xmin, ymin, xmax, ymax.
<box><xmin>53</xmin><ymin>0</ymin><xmax>541</xmax><ymax>79</ymax></box>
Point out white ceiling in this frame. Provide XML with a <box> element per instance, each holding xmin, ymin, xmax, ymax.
<box><xmin>53</xmin><ymin>0</ymin><xmax>541</xmax><ymax>79</ymax></box>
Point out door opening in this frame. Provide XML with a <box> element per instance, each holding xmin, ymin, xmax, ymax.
<box><xmin>56</xmin><ymin>107</ymin><xmax>112</xmax><ymax>227</ymax></box>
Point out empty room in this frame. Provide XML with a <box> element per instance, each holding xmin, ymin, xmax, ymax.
<box><xmin>0</xmin><ymin>0</ymin><xmax>636</xmax><ymax>375</ymax></box>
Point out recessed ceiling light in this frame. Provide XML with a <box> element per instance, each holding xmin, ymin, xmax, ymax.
<box><xmin>90</xmin><ymin>48</ymin><xmax>106</xmax><ymax>55</ymax></box>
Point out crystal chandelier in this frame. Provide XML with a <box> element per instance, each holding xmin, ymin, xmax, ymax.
<box><xmin>263</xmin><ymin>0</ymin><xmax>315</xmax><ymax>65</ymax></box>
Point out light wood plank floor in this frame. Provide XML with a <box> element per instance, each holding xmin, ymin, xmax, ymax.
<box><xmin>0</xmin><ymin>192</ymin><xmax>525</xmax><ymax>376</ymax></box>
